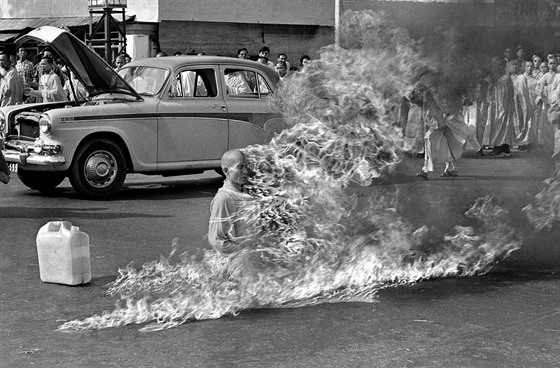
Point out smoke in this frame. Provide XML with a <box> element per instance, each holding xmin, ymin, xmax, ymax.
<box><xmin>58</xmin><ymin>10</ymin><xmax>522</xmax><ymax>333</ymax></box>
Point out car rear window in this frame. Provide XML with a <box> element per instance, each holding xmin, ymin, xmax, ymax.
<box><xmin>224</xmin><ymin>68</ymin><xmax>272</xmax><ymax>99</ymax></box>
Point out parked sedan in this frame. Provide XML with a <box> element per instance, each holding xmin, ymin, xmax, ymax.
<box><xmin>1</xmin><ymin>26</ymin><xmax>284</xmax><ymax>198</ymax></box>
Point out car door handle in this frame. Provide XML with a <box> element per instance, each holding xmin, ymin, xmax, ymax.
<box><xmin>212</xmin><ymin>104</ymin><xmax>226</xmax><ymax>111</ymax></box>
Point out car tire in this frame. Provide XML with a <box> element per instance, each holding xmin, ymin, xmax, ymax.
<box><xmin>17</xmin><ymin>168</ymin><xmax>66</xmax><ymax>193</ymax></box>
<box><xmin>69</xmin><ymin>139</ymin><xmax>127</xmax><ymax>198</ymax></box>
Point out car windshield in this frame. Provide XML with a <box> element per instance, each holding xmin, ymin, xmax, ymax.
<box><xmin>118</xmin><ymin>66</ymin><xmax>169</xmax><ymax>96</ymax></box>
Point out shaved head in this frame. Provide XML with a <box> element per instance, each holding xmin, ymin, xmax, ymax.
<box><xmin>221</xmin><ymin>149</ymin><xmax>245</xmax><ymax>170</ymax></box>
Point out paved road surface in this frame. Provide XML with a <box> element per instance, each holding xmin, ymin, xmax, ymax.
<box><xmin>0</xmin><ymin>149</ymin><xmax>559</xmax><ymax>367</ymax></box>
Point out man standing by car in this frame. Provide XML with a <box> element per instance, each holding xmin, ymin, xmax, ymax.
<box><xmin>28</xmin><ymin>56</ymin><xmax>67</xmax><ymax>103</ymax></box>
<box><xmin>0</xmin><ymin>52</ymin><xmax>23</xmax><ymax>107</ymax></box>
<box><xmin>15</xmin><ymin>46</ymin><xmax>33</xmax><ymax>98</ymax></box>
<box><xmin>0</xmin><ymin>51</ymin><xmax>25</xmax><ymax>184</ymax></box>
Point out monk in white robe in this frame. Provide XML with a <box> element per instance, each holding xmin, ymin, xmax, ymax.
<box><xmin>488</xmin><ymin>60</ymin><xmax>516</xmax><ymax>157</ymax></box>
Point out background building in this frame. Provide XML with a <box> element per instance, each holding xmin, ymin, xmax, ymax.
<box><xmin>2</xmin><ymin>0</ymin><xmax>560</xmax><ymax>67</ymax></box>
<box><xmin>343</xmin><ymin>0</ymin><xmax>560</xmax><ymax>57</ymax></box>
<box><xmin>0</xmin><ymin>0</ymin><xmax>127</xmax><ymax>62</ymax></box>
<box><xmin>125</xmin><ymin>0</ymin><xmax>334</xmax><ymax>66</ymax></box>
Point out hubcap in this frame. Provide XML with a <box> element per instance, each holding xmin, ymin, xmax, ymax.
<box><xmin>84</xmin><ymin>151</ymin><xmax>117</xmax><ymax>188</ymax></box>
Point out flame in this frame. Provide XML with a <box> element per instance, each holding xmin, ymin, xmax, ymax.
<box><xmin>58</xmin><ymin>11</ymin><xmax>521</xmax><ymax>333</ymax></box>
<box><xmin>58</xmin><ymin>191</ymin><xmax>520</xmax><ymax>333</ymax></box>
<box><xmin>523</xmin><ymin>172</ymin><xmax>560</xmax><ymax>231</ymax></box>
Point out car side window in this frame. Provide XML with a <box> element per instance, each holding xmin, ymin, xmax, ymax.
<box><xmin>170</xmin><ymin>68</ymin><xmax>217</xmax><ymax>98</ymax></box>
<box><xmin>224</xmin><ymin>69</ymin><xmax>258</xmax><ymax>98</ymax></box>
<box><xmin>224</xmin><ymin>69</ymin><xmax>272</xmax><ymax>99</ymax></box>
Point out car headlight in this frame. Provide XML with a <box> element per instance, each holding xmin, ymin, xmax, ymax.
<box><xmin>39</xmin><ymin>114</ymin><xmax>52</xmax><ymax>135</ymax></box>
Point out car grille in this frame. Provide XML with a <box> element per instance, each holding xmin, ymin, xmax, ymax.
<box><xmin>12</xmin><ymin>114</ymin><xmax>40</xmax><ymax>139</ymax></box>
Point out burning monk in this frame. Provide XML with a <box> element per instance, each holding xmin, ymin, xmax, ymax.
<box><xmin>411</xmin><ymin>85</ymin><xmax>479</xmax><ymax>180</ymax></box>
<box><xmin>208</xmin><ymin>149</ymin><xmax>256</xmax><ymax>277</ymax></box>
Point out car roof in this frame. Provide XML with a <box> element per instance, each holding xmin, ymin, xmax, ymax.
<box><xmin>125</xmin><ymin>56</ymin><xmax>280</xmax><ymax>85</ymax></box>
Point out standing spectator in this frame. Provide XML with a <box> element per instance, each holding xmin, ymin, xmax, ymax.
<box><xmin>546</xmin><ymin>51</ymin><xmax>557</xmax><ymax>64</ymax></box>
<box><xmin>0</xmin><ymin>52</ymin><xmax>23</xmax><ymax>184</ymax></box>
<box><xmin>488</xmin><ymin>59</ymin><xmax>516</xmax><ymax>157</ymax></box>
<box><xmin>548</xmin><ymin>60</ymin><xmax>560</xmax><ymax>170</ymax></box>
<box><xmin>401</xmin><ymin>88</ymin><xmax>426</xmax><ymax>157</ymax></box>
<box><xmin>237</xmin><ymin>48</ymin><xmax>249</xmax><ymax>59</ymax></box>
<box><xmin>225</xmin><ymin>70</ymin><xmax>251</xmax><ymax>95</ymax></box>
<box><xmin>64</xmin><ymin>70</ymin><xmax>88</xmax><ymax>102</ymax></box>
<box><xmin>114</xmin><ymin>54</ymin><xmax>126</xmax><ymax>71</ymax></box>
<box><xmin>539</xmin><ymin>59</ymin><xmax>556</xmax><ymax>105</ymax></box>
<box><xmin>40</xmin><ymin>49</ymin><xmax>66</xmax><ymax>85</ymax></box>
<box><xmin>471</xmin><ymin>68</ymin><xmax>490</xmax><ymax>155</ymax></box>
<box><xmin>532</xmin><ymin>53</ymin><xmax>543</xmax><ymax>79</ymax></box>
<box><xmin>413</xmin><ymin>85</ymin><xmax>477</xmax><ymax>179</ymax></box>
<box><xmin>236</xmin><ymin>48</ymin><xmax>255</xmax><ymax>89</ymax></box>
<box><xmin>277</xmin><ymin>53</ymin><xmax>291</xmax><ymax>71</ymax></box>
<box><xmin>504</xmin><ymin>48</ymin><xmax>515</xmax><ymax>62</ymax></box>
<box><xmin>258</xmin><ymin>46</ymin><xmax>276</xmax><ymax>69</ymax></box>
<box><xmin>274</xmin><ymin>61</ymin><xmax>288</xmax><ymax>81</ymax></box>
<box><xmin>15</xmin><ymin>46</ymin><xmax>33</xmax><ymax>98</ymax></box>
<box><xmin>257</xmin><ymin>56</ymin><xmax>268</xmax><ymax>66</ymax></box>
<box><xmin>513</xmin><ymin>60</ymin><xmax>536</xmax><ymax>150</ymax></box>
<box><xmin>462</xmin><ymin>72</ymin><xmax>478</xmax><ymax>137</ymax></box>
<box><xmin>516</xmin><ymin>45</ymin><xmax>527</xmax><ymax>73</ymax></box>
<box><xmin>535</xmin><ymin>61</ymin><xmax>553</xmax><ymax>152</ymax></box>
<box><xmin>299</xmin><ymin>55</ymin><xmax>311</xmax><ymax>71</ymax></box>
<box><xmin>28</xmin><ymin>56</ymin><xmax>67</xmax><ymax>103</ymax></box>
<box><xmin>0</xmin><ymin>52</ymin><xmax>23</xmax><ymax>107</ymax></box>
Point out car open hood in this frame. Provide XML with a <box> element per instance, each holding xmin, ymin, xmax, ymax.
<box><xmin>17</xmin><ymin>26</ymin><xmax>141</xmax><ymax>99</ymax></box>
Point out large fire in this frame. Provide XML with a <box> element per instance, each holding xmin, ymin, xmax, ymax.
<box><xmin>59</xmin><ymin>10</ymin><xmax>523</xmax><ymax>333</ymax></box>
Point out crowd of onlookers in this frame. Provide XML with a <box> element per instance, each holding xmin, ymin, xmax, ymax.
<box><xmin>126</xmin><ymin>45</ymin><xmax>312</xmax><ymax>81</ymax></box>
<box><xmin>0</xmin><ymin>42</ymin><xmax>311</xmax><ymax>110</ymax></box>
<box><xmin>467</xmin><ymin>45</ymin><xmax>560</xmax><ymax>165</ymax></box>
<box><xmin>0</xmin><ymin>45</ymin><xmax>88</xmax><ymax>107</ymax></box>
<box><xmin>402</xmin><ymin>44</ymin><xmax>560</xmax><ymax>178</ymax></box>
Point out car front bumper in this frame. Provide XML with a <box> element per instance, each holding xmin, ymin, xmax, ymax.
<box><xmin>2</xmin><ymin>149</ymin><xmax>66</xmax><ymax>166</ymax></box>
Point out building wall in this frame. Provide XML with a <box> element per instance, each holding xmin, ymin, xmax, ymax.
<box><xmin>341</xmin><ymin>0</ymin><xmax>560</xmax><ymax>58</ymax></box>
<box><xmin>159</xmin><ymin>20</ymin><xmax>333</xmax><ymax>65</ymax></box>
<box><xmin>0</xmin><ymin>0</ymin><xmax>89</xmax><ymax>18</ymax></box>
<box><xmin>127</xmin><ymin>0</ymin><xmax>158</xmax><ymax>23</ymax></box>
<box><xmin>129</xmin><ymin>0</ymin><xmax>335</xmax><ymax>26</ymax></box>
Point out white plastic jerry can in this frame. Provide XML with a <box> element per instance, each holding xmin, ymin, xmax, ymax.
<box><xmin>36</xmin><ymin>221</ymin><xmax>92</xmax><ymax>285</ymax></box>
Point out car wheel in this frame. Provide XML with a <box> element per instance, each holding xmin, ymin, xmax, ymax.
<box><xmin>17</xmin><ymin>168</ymin><xmax>66</xmax><ymax>193</ymax></box>
<box><xmin>70</xmin><ymin>139</ymin><xmax>127</xmax><ymax>198</ymax></box>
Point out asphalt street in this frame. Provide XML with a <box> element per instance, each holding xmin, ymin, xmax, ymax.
<box><xmin>0</xmin><ymin>148</ymin><xmax>559</xmax><ymax>368</ymax></box>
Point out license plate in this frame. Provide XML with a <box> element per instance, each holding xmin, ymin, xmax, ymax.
<box><xmin>8</xmin><ymin>163</ymin><xmax>17</xmax><ymax>173</ymax></box>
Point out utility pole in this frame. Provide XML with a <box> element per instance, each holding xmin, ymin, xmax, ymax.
<box><xmin>335</xmin><ymin>0</ymin><xmax>341</xmax><ymax>46</ymax></box>
<box><xmin>88</xmin><ymin>0</ymin><xmax>127</xmax><ymax>63</ymax></box>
